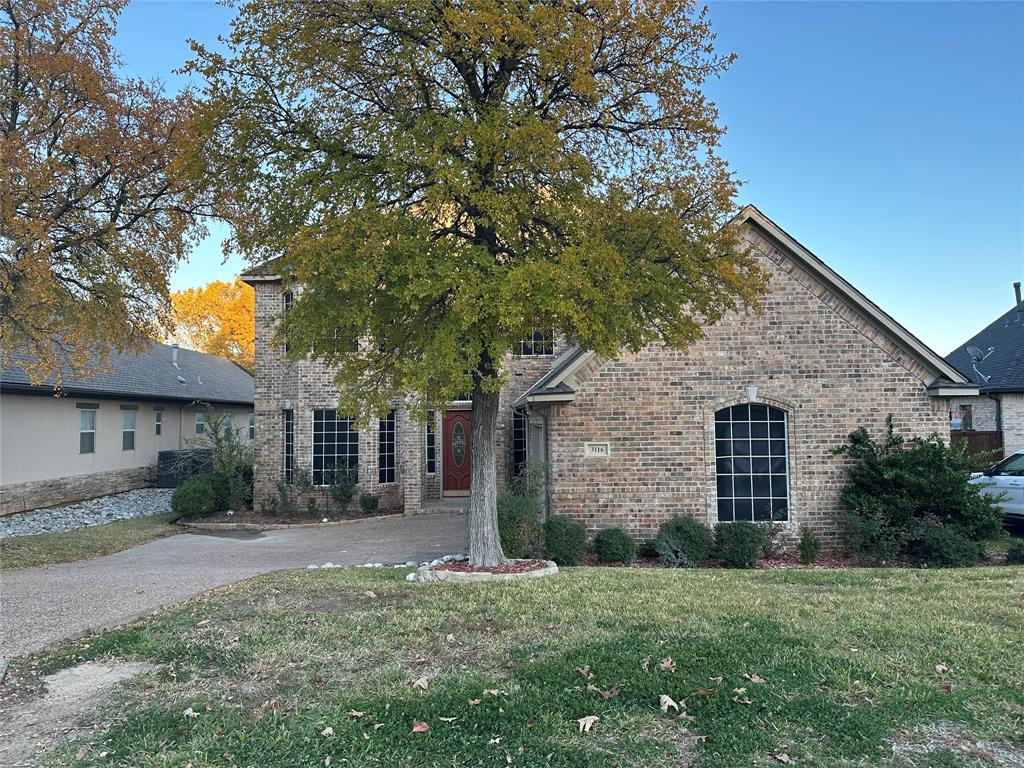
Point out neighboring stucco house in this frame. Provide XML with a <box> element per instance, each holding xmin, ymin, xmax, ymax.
<box><xmin>0</xmin><ymin>342</ymin><xmax>255</xmax><ymax>516</ymax></box>
<box><xmin>243</xmin><ymin>206</ymin><xmax>976</xmax><ymax>544</ymax></box>
<box><xmin>946</xmin><ymin>281</ymin><xmax>1024</xmax><ymax>458</ymax></box>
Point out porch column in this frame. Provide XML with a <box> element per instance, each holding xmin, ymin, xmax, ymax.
<box><xmin>400</xmin><ymin>403</ymin><xmax>423</xmax><ymax>515</ymax></box>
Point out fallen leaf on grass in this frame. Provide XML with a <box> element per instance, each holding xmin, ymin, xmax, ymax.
<box><xmin>659</xmin><ymin>694</ymin><xmax>680</xmax><ymax>713</ymax></box>
<box><xmin>733</xmin><ymin>687</ymin><xmax>747</xmax><ymax>695</ymax></box>
<box><xmin>709</xmin><ymin>676</ymin><xmax>723</xmax><ymax>684</ymax></box>
<box><xmin>183</xmin><ymin>707</ymin><xmax>199</xmax><ymax>719</ymax></box>
<box><xmin>575</xmin><ymin>665</ymin><xmax>593</xmax><ymax>679</ymax></box>
<box><xmin>483</xmin><ymin>689</ymin><xmax>507</xmax><ymax>697</ymax></box>
<box><xmin>659</xmin><ymin>657</ymin><xmax>677</xmax><ymax>672</ymax></box>
<box><xmin>935</xmin><ymin>663</ymin><xmax>949</xmax><ymax>675</ymax></box>
<box><xmin>733</xmin><ymin>695</ymin><xmax>753</xmax><ymax>705</ymax></box>
<box><xmin>412</xmin><ymin>676</ymin><xmax>429</xmax><ymax>691</ymax></box>
<box><xmin>468</xmin><ymin>699</ymin><xmax>481</xmax><ymax>706</ymax></box>
<box><xmin>439</xmin><ymin>717</ymin><xmax>457</xmax><ymax>723</ymax></box>
<box><xmin>743</xmin><ymin>673</ymin><xmax>766</xmax><ymax>684</ymax></box>
<box><xmin>641</xmin><ymin>657</ymin><xmax>651</xmax><ymax>671</ymax></box>
<box><xmin>577</xmin><ymin>715</ymin><xmax>599</xmax><ymax>733</ymax></box>
<box><xmin>489</xmin><ymin>736</ymin><xmax>502</xmax><ymax>745</ymax></box>
<box><xmin>347</xmin><ymin>710</ymin><xmax>364</xmax><ymax>719</ymax></box>
<box><xmin>690</xmin><ymin>688</ymin><xmax>718</xmax><ymax>697</ymax></box>
<box><xmin>412</xmin><ymin>721</ymin><xmax>430</xmax><ymax>733</ymax></box>
<box><xmin>774</xmin><ymin>753</ymin><xmax>794</xmax><ymax>764</ymax></box>
<box><xmin>321</xmin><ymin>726</ymin><xmax>334</xmax><ymax>736</ymax></box>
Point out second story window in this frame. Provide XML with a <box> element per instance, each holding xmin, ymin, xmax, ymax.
<box><xmin>517</xmin><ymin>329</ymin><xmax>554</xmax><ymax>356</ymax></box>
<box><xmin>248</xmin><ymin>412</ymin><xmax>256</xmax><ymax>440</ymax></box>
<box><xmin>282</xmin><ymin>289</ymin><xmax>293</xmax><ymax>354</ymax></box>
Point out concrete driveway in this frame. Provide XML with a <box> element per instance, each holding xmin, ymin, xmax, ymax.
<box><xmin>0</xmin><ymin>512</ymin><xmax>467</xmax><ymax>662</ymax></box>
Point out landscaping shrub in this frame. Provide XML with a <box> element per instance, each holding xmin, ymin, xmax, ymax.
<box><xmin>359</xmin><ymin>492</ymin><xmax>380</xmax><ymax>515</ymax></box>
<box><xmin>203</xmin><ymin>406</ymin><xmax>255</xmax><ymax>512</ymax></box>
<box><xmin>759</xmin><ymin>522</ymin><xmax>785</xmax><ymax>559</ymax></box>
<box><xmin>636</xmin><ymin>539</ymin><xmax>658</xmax><ymax>559</ymax></box>
<box><xmin>594</xmin><ymin>527</ymin><xmax>636</xmax><ymax>565</ymax></box>
<box><xmin>327</xmin><ymin>468</ymin><xmax>358</xmax><ymax>513</ymax></box>
<box><xmin>834</xmin><ymin>417</ymin><xmax>1002</xmax><ymax>564</ymax></box>
<box><xmin>909</xmin><ymin>522</ymin><xmax>984</xmax><ymax>568</ymax></box>
<box><xmin>798</xmin><ymin>525</ymin><xmax>821</xmax><ymax>565</ymax></box>
<box><xmin>543</xmin><ymin>515</ymin><xmax>587</xmax><ymax>565</ymax></box>
<box><xmin>497</xmin><ymin>489</ymin><xmax>544</xmax><ymax>559</ymax></box>
<box><xmin>171</xmin><ymin>474</ymin><xmax>223</xmax><ymax>518</ymax></box>
<box><xmin>715</xmin><ymin>522</ymin><xmax>764</xmax><ymax>568</ymax></box>
<box><xmin>1006</xmin><ymin>540</ymin><xmax>1024</xmax><ymax>565</ymax></box>
<box><xmin>654</xmin><ymin>515</ymin><xmax>713</xmax><ymax>568</ymax></box>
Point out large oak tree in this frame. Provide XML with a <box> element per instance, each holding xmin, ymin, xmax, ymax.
<box><xmin>1</xmin><ymin>0</ymin><xmax>208</xmax><ymax>381</ymax></box>
<box><xmin>167</xmin><ymin>277</ymin><xmax>255</xmax><ymax>370</ymax></box>
<box><xmin>190</xmin><ymin>0</ymin><xmax>765</xmax><ymax>565</ymax></box>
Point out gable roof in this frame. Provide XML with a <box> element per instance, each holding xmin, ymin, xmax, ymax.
<box><xmin>945</xmin><ymin>302</ymin><xmax>1024</xmax><ymax>392</ymax></box>
<box><xmin>1</xmin><ymin>341</ymin><xmax>254</xmax><ymax>405</ymax></box>
<box><xmin>516</xmin><ymin>205</ymin><xmax>977</xmax><ymax>406</ymax></box>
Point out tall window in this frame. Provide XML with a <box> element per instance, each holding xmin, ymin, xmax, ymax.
<box><xmin>248</xmin><ymin>412</ymin><xmax>256</xmax><ymax>440</ymax></box>
<box><xmin>283</xmin><ymin>409</ymin><xmax>295</xmax><ymax>483</ymax></box>
<box><xmin>282</xmin><ymin>290</ymin><xmax>293</xmax><ymax>353</ymax></box>
<box><xmin>154</xmin><ymin>409</ymin><xmax>162</xmax><ymax>436</ymax></box>
<box><xmin>714</xmin><ymin>403</ymin><xmax>789</xmax><ymax>522</ymax></box>
<box><xmin>511</xmin><ymin>410</ymin><xmax>527</xmax><ymax>481</ymax></box>
<box><xmin>195</xmin><ymin>411</ymin><xmax>206</xmax><ymax>434</ymax></box>
<box><xmin>313</xmin><ymin>409</ymin><xmax>358</xmax><ymax>485</ymax></box>
<box><xmin>378</xmin><ymin>409</ymin><xmax>396</xmax><ymax>484</ymax></box>
<box><xmin>79</xmin><ymin>408</ymin><xmax>96</xmax><ymax>454</ymax></box>
<box><xmin>122</xmin><ymin>409</ymin><xmax>136</xmax><ymax>451</ymax></box>
<box><xmin>517</xmin><ymin>329</ymin><xmax>554</xmax><ymax>356</ymax></box>
<box><xmin>425</xmin><ymin>411</ymin><xmax>437</xmax><ymax>474</ymax></box>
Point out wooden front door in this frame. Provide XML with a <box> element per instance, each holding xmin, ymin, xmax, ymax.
<box><xmin>442</xmin><ymin>411</ymin><xmax>471</xmax><ymax>496</ymax></box>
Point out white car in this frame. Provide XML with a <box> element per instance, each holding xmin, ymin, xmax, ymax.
<box><xmin>971</xmin><ymin>450</ymin><xmax>1024</xmax><ymax>522</ymax></box>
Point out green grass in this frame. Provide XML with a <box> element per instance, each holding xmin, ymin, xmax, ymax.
<box><xmin>0</xmin><ymin>513</ymin><xmax>180</xmax><ymax>571</ymax></box>
<box><xmin>16</xmin><ymin>566</ymin><xmax>1024</xmax><ymax>767</ymax></box>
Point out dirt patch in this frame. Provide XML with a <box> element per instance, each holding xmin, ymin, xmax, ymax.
<box><xmin>434</xmin><ymin>559</ymin><xmax>548</xmax><ymax>574</ymax></box>
<box><xmin>0</xmin><ymin>660</ymin><xmax>155</xmax><ymax>767</ymax></box>
<box><xmin>889</xmin><ymin>721</ymin><xmax>1024</xmax><ymax>767</ymax></box>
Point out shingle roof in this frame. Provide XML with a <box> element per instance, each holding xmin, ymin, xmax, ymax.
<box><xmin>1</xmin><ymin>341</ymin><xmax>254</xmax><ymax>405</ymax></box>
<box><xmin>946</xmin><ymin>304</ymin><xmax>1024</xmax><ymax>392</ymax></box>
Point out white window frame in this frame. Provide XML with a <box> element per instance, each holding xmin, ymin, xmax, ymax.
<box><xmin>79</xmin><ymin>408</ymin><xmax>96</xmax><ymax>454</ymax></box>
<box><xmin>425</xmin><ymin>411</ymin><xmax>437</xmax><ymax>475</ymax></box>
<box><xmin>154</xmin><ymin>408</ymin><xmax>163</xmax><ymax>436</ymax></box>
<box><xmin>312</xmin><ymin>409</ymin><xmax>359</xmax><ymax>486</ymax></box>
<box><xmin>378</xmin><ymin>409</ymin><xmax>396</xmax><ymax>484</ymax></box>
<box><xmin>248</xmin><ymin>412</ymin><xmax>256</xmax><ymax>440</ymax></box>
<box><xmin>121</xmin><ymin>408</ymin><xmax>136</xmax><ymax>451</ymax></box>
<box><xmin>195</xmin><ymin>411</ymin><xmax>206</xmax><ymax>434</ymax></box>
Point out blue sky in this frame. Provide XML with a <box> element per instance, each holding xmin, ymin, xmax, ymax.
<box><xmin>114</xmin><ymin>0</ymin><xmax>1022</xmax><ymax>355</ymax></box>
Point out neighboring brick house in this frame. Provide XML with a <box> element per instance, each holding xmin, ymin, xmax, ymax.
<box><xmin>0</xmin><ymin>342</ymin><xmax>254</xmax><ymax>516</ymax></box>
<box><xmin>243</xmin><ymin>205</ymin><xmax>976</xmax><ymax>544</ymax></box>
<box><xmin>946</xmin><ymin>282</ymin><xmax>1024</xmax><ymax>458</ymax></box>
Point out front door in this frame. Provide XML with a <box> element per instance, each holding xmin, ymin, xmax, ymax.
<box><xmin>442</xmin><ymin>411</ymin><xmax>471</xmax><ymax>496</ymax></box>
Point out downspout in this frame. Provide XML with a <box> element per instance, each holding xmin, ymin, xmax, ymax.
<box><xmin>986</xmin><ymin>392</ymin><xmax>1002</xmax><ymax>433</ymax></box>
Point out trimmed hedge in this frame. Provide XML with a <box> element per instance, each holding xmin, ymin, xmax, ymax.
<box><xmin>543</xmin><ymin>515</ymin><xmax>587</xmax><ymax>566</ymax></box>
<box><xmin>594</xmin><ymin>527</ymin><xmax>636</xmax><ymax>565</ymax></box>
<box><xmin>1006</xmin><ymin>540</ymin><xmax>1024</xmax><ymax>565</ymax></box>
<box><xmin>654</xmin><ymin>515</ymin><xmax>713</xmax><ymax>568</ymax></box>
<box><xmin>909</xmin><ymin>524</ymin><xmax>984</xmax><ymax>568</ymax></box>
<box><xmin>171</xmin><ymin>473</ymin><xmax>227</xmax><ymax>518</ymax></box>
<box><xmin>359</xmin><ymin>493</ymin><xmax>380</xmax><ymax>515</ymax></box>
<box><xmin>497</xmin><ymin>490</ymin><xmax>544</xmax><ymax>559</ymax></box>
<box><xmin>715</xmin><ymin>522</ymin><xmax>763</xmax><ymax>569</ymax></box>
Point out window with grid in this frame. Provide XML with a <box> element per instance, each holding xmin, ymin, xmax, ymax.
<box><xmin>511</xmin><ymin>410</ymin><xmax>527</xmax><ymax>481</ymax></box>
<box><xmin>154</xmin><ymin>409</ymin><xmax>162</xmax><ymax>436</ymax></box>
<box><xmin>248</xmin><ymin>412</ymin><xmax>256</xmax><ymax>440</ymax></box>
<box><xmin>313</xmin><ymin>409</ymin><xmax>358</xmax><ymax>485</ymax></box>
<box><xmin>425</xmin><ymin>411</ymin><xmax>437</xmax><ymax>474</ymax></box>
<box><xmin>378</xmin><ymin>409</ymin><xmax>396</xmax><ymax>484</ymax></box>
<box><xmin>283</xmin><ymin>409</ymin><xmax>295</xmax><ymax>483</ymax></box>
<box><xmin>121</xmin><ymin>408</ymin><xmax>136</xmax><ymax>450</ymax></box>
<box><xmin>517</xmin><ymin>329</ymin><xmax>554</xmax><ymax>356</ymax></box>
<box><xmin>282</xmin><ymin>290</ymin><xmax>293</xmax><ymax>353</ymax></box>
<box><xmin>714</xmin><ymin>404</ymin><xmax>789</xmax><ymax>522</ymax></box>
<box><xmin>79</xmin><ymin>408</ymin><xmax>96</xmax><ymax>454</ymax></box>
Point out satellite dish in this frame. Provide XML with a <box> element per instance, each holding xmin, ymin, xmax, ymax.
<box><xmin>966</xmin><ymin>345</ymin><xmax>994</xmax><ymax>362</ymax></box>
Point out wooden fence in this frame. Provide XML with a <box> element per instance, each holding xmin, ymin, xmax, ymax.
<box><xmin>950</xmin><ymin>430</ymin><xmax>1004</xmax><ymax>469</ymax></box>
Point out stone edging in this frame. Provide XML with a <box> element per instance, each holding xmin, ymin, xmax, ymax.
<box><xmin>412</xmin><ymin>560</ymin><xmax>559</xmax><ymax>583</ymax></box>
<box><xmin>177</xmin><ymin>514</ymin><xmax>403</xmax><ymax>532</ymax></box>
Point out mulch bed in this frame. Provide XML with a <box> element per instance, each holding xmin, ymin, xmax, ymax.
<box><xmin>580</xmin><ymin>552</ymin><xmax>858</xmax><ymax>569</ymax></box>
<box><xmin>197</xmin><ymin>508</ymin><xmax>402</xmax><ymax>526</ymax></box>
<box><xmin>433</xmin><ymin>559</ymin><xmax>549</xmax><ymax>575</ymax></box>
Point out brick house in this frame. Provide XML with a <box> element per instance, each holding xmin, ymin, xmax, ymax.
<box><xmin>946</xmin><ymin>281</ymin><xmax>1024</xmax><ymax>459</ymax></box>
<box><xmin>242</xmin><ymin>206</ymin><xmax>976</xmax><ymax>544</ymax></box>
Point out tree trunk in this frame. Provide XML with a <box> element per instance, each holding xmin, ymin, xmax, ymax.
<box><xmin>468</xmin><ymin>384</ymin><xmax>506</xmax><ymax>566</ymax></box>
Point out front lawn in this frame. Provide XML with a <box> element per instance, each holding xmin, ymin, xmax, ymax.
<box><xmin>0</xmin><ymin>513</ymin><xmax>180</xmax><ymax>571</ymax></box>
<box><xmin>17</xmin><ymin>566</ymin><xmax>1024</xmax><ymax>767</ymax></box>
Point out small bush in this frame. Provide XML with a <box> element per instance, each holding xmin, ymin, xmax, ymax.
<box><xmin>328</xmin><ymin>468</ymin><xmax>358</xmax><ymax>513</ymax></box>
<box><xmin>359</xmin><ymin>492</ymin><xmax>380</xmax><ymax>515</ymax></box>
<box><xmin>171</xmin><ymin>474</ymin><xmax>223</xmax><ymax>518</ymax></box>
<box><xmin>798</xmin><ymin>525</ymin><xmax>821</xmax><ymax>565</ymax></box>
<box><xmin>497</xmin><ymin>490</ymin><xmax>544</xmax><ymax>559</ymax></box>
<box><xmin>715</xmin><ymin>522</ymin><xmax>763</xmax><ymax>569</ymax></box>
<box><xmin>306</xmin><ymin>495</ymin><xmax>320</xmax><ymax>518</ymax></box>
<box><xmin>543</xmin><ymin>515</ymin><xmax>587</xmax><ymax>565</ymax></box>
<box><xmin>636</xmin><ymin>538</ymin><xmax>658</xmax><ymax>559</ymax></box>
<box><xmin>1005</xmin><ymin>540</ymin><xmax>1024</xmax><ymax>565</ymax></box>
<box><xmin>759</xmin><ymin>522</ymin><xmax>785</xmax><ymax>559</ymax></box>
<box><xmin>909</xmin><ymin>523</ymin><xmax>984</xmax><ymax>568</ymax></box>
<box><xmin>654</xmin><ymin>515</ymin><xmax>713</xmax><ymax>568</ymax></box>
<box><xmin>594</xmin><ymin>527</ymin><xmax>636</xmax><ymax>565</ymax></box>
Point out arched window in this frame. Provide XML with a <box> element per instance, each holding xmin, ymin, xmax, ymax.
<box><xmin>714</xmin><ymin>404</ymin><xmax>789</xmax><ymax>522</ymax></box>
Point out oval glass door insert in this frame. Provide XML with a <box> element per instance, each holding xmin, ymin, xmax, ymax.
<box><xmin>452</xmin><ymin>422</ymin><xmax>466</xmax><ymax>467</ymax></box>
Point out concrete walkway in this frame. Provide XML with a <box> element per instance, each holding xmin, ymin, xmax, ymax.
<box><xmin>0</xmin><ymin>512</ymin><xmax>467</xmax><ymax>662</ymax></box>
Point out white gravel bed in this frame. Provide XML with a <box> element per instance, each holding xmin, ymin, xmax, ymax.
<box><xmin>0</xmin><ymin>488</ymin><xmax>174</xmax><ymax>538</ymax></box>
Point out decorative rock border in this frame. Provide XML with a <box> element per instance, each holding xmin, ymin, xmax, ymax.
<box><xmin>412</xmin><ymin>559</ymin><xmax>559</xmax><ymax>583</ymax></box>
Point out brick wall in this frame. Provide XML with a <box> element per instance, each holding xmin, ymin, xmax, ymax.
<box><xmin>1000</xmin><ymin>393</ymin><xmax>1024</xmax><ymax>455</ymax></box>
<box><xmin>949</xmin><ymin>395</ymin><xmax>999</xmax><ymax>432</ymax></box>
<box><xmin>541</xmin><ymin>228</ymin><xmax>950</xmax><ymax>545</ymax></box>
